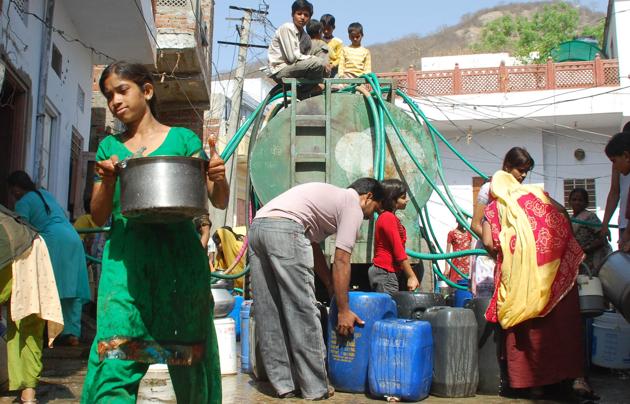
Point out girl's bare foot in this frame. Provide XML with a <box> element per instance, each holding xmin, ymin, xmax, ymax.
<box><xmin>20</xmin><ymin>387</ymin><xmax>37</xmax><ymax>403</ymax></box>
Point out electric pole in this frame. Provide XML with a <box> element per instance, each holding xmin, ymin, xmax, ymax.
<box><xmin>220</xmin><ymin>5</ymin><xmax>267</xmax><ymax>228</ymax></box>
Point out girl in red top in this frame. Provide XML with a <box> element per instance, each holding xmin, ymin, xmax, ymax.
<box><xmin>368</xmin><ymin>179</ymin><xmax>420</xmax><ymax>295</ymax></box>
<box><xmin>445</xmin><ymin>222</ymin><xmax>473</xmax><ymax>282</ymax></box>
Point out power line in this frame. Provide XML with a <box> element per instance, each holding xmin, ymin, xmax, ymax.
<box><xmin>421</xmin><ymin>95</ymin><xmax>604</xmax><ymax>153</ymax></box>
<box><xmin>413</xmin><ymin>95</ymin><xmax>610</xmax><ymax>181</ymax></box>
<box><xmin>417</xmin><ymin>84</ymin><xmax>630</xmax><ymax>111</ymax></box>
<box><xmin>412</xmin><ymin>92</ymin><xmax>615</xmax><ymax>144</ymax></box>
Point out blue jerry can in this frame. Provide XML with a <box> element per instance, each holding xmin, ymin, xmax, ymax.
<box><xmin>239</xmin><ymin>300</ymin><xmax>253</xmax><ymax>373</ymax></box>
<box><xmin>328</xmin><ymin>292</ymin><xmax>397</xmax><ymax>393</ymax></box>
<box><xmin>368</xmin><ymin>319</ymin><xmax>433</xmax><ymax>401</ymax></box>
<box><xmin>228</xmin><ymin>295</ymin><xmax>244</xmax><ymax>340</ymax></box>
<box><xmin>454</xmin><ymin>279</ymin><xmax>473</xmax><ymax>307</ymax></box>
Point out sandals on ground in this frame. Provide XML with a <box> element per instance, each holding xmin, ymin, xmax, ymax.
<box><xmin>572</xmin><ymin>378</ymin><xmax>600</xmax><ymax>401</ymax></box>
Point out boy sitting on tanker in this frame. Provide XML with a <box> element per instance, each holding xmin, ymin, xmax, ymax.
<box><xmin>338</xmin><ymin>22</ymin><xmax>371</xmax><ymax>78</ymax></box>
<box><xmin>306</xmin><ymin>19</ymin><xmax>330</xmax><ymax>69</ymax></box>
<box><xmin>267</xmin><ymin>0</ymin><xmax>327</xmax><ymax>92</ymax></box>
<box><xmin>320</xmin><ymin>13</ymin><xmax>343</xmax><ymax>77</ymax></box>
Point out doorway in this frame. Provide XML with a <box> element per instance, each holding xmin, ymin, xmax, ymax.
<box><xmin>0</xmin><ymin>62</ymin><xmax>29</xmax><ymax>207</ymax></box>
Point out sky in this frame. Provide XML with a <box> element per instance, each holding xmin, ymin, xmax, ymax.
<box><xmin>212</xmin><ymin>0</ymin><xmax>608</xmax><ymax>75</ymax></box>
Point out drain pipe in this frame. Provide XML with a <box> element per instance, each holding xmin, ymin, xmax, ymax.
<box><xmin>32</xmin><ymin>0</ymin><xmax>55</xmax><ymax>185</ymax></box>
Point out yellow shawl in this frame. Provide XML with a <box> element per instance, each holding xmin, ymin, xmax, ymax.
<box><xmin>214</xmin><ymin>228</ymin><xmax>246</xmax><ymax>289</ymax></box>
<box><xmin>491</xmin><ymin>171</ymin><xmax>562</xmax><ymax>328</ymax></box>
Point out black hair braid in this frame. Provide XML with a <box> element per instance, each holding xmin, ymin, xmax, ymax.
<box><xmin>7</xmin><ymin>170</ymin><xmax>51</xmax><ymax>215</ymax></box>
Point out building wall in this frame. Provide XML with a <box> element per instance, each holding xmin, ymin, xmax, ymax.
<box><xmin>160</xmin><ymin>108</ymin><xmax>205</xmax><ymax>137</ymax></box>
<box><xmin>421</xmin><ymin>53</ymin><xmax>520</xmax><ymax>71</ymax></box>
<box><xmin>0</xmin><ymin>0</ymin><xmax>46</xmax><ymax>179</ymax></box>
<box><xmin>0</xmin><ymin>0</ymin><xmax>92</xmax><ymax>213</ymax></box>
<box><xmin>44</xmin><ymin>0</ymin><xmax>92</xmax><ymax>203</ymax></box>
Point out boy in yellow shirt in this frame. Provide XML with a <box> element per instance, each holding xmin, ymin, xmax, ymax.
<box><xmin>320</xmin><ymin>14</ymin><xmax>343</xmax><ymax>77</ymax></box>
<box><xmin>338</xmin><ymin>22</ymin><xmax>371</xmax><ymax>78</ymax></box>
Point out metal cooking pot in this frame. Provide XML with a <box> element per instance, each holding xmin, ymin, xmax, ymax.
<box><xmin>119</xmin><ymin>156</ymin><xmax>208</xmax><ymax>223</ymax></box>
<box><xmin>577</xmin><ymin>274</ymin><xmax>605</xmax><ymax>318</ymax></box>
<box><xmin>211</xmin><ymin>284</ymin><xmax>235</xmax><ymax>318</ymax></box>
<box><xmin>598</xmin><ymin>251</ymin><xmax>630</xmax><ymax>322</ymax></box>
<box><xmin>211</xmin><ymin>271</ymin><xmax>234</xmax><ymax>290</ymax></box>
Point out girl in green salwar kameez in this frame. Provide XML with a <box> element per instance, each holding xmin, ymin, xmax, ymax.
<box><xmin>81</xmin><ymin>62</ymin><xmax>229</xmax><ymax>403</ymax></box>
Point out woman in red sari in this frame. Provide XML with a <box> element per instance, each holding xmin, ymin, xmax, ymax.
<box><xmin>482</xmin><ymin>148</ymin><xmax>592</xmax><ymax>400</ymax></box>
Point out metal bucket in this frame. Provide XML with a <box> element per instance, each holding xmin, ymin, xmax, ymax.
<box><xmin>119</xmin><ymin>156</ymin><xmax>208</xmax><ymax>223</ymax></box>
<box><xmin>211</xmin><ymin>284</ymin><xmax>235</xmax><ymax>318</ymax></box>
<box><xmin>598</xmin><ymin>251</ymin><xmax>630</xmax><ymax>322</ymax></box>
<box><xmin>577</xmin><ymin>274</ymin><xmax>605</xmax><ymax>317</ymax></box>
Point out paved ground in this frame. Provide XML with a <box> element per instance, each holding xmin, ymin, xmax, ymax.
<box><xmin>1</xmin><ymin>342</ymin><xmax>628</xmax><ymax>403</ymax></box>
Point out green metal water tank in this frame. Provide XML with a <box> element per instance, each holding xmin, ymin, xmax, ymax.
<box><xmin>551</xmin><ymin>39</ymin><xmax>603</xmax><ymax>62</ymax></box>
<box><xmin>248</xmin><ymin>92</ymin><xmax>437</xmax><ymax>264</ymax></box>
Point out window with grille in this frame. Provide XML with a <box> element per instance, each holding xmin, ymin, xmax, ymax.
<box><xmin>157</xmin><ymin>0</ymin><xmax>188</xmax><ymax>7</ymax></box>
<box><xmin>564</xmin><ymin>178</ymin><xmax>596</xmax><ymax>211</ymax></box>
<box><xmin>77</xmin><ymin>85</ymin><xmax>85</xmax><ymax>113</ymax></box>
<box><xmin>14</xmin><ymin>0</ymin><xmax>29</xmax><ymax>24</ymax></box>
<box><xmin>51</xmin><ymin>44</ymin><xmax>62</xmax><ymax>78</ymax></box>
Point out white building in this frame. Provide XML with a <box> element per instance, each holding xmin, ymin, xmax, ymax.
<box><xmin>421</xmin><ymin>53</ymin><xmax>520</xmax><ymax>71</ymax></box>
<box><xmin>0</xmin><ymin>0</ymin><xmax>156</xmax><ymax>216</ymax></box>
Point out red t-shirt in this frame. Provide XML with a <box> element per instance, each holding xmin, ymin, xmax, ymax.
<box><xmin>373</xmin><ymin>211</ymin><xmax>408</xmax><ymax>273</ymax></box>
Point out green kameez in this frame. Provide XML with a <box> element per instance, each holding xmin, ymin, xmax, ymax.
<box><xmin>1</xmin><ymin>264</ymin><xmax>45</xmax><ymax>391</ymax></box>
<box><xmin>81</xmin><ymin>128</ymin><xmax>221</xmax><ymax>403</ymax></box>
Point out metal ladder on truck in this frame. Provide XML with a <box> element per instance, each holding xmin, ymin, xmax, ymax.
<box><xmin>281</xmin><ymin>77</ymin><xmax>395</xmax><ymax>187</ymax></box>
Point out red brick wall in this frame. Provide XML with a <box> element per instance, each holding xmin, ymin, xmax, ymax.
<box><xmin>155</xmin><ymin>7</ymin><xmax>195</xmax><ymax>34</ymax></box>
<box><xmin>93</xmin><ymin>65</ymin><xmax>105</xmax><ymax>91</ymax></box>
<box><xmin>204</xmin><ymin>118</ymin><xmax>220</xmax><ymax>139</ymax></box>
<box><xmin>159</xmin><ymin>108</ymin><xmax>204</xmax><ymax>138</ymax></box>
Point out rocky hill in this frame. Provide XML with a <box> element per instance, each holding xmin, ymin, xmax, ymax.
<box><xmin>368</xmin><ymin>1</ymin><xmax>605</xmax><ymax>72</ymax></box>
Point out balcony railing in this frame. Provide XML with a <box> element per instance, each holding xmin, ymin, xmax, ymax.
<box><xmin>377</xmin><ymin>56</ymin><xmax>620</xmax><ymax>97</ymax></box>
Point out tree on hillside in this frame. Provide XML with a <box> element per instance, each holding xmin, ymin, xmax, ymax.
<box><xmin>471</xmin><ymin>2</ymin><xmax>604</xmax><ymax>62</ymax></box>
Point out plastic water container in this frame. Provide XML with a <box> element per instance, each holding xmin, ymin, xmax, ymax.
<box><xmin>214</xmin><ymin>317</ymin><xmax>237</xmax><ymax>375</ymax></box>
<box><xmin>454</xmin><ymin>279</ymin><xmax>473</xmax><ymax>307</ymax></box>
<box><xmin>392</xmin><ymin>291</ymin><xmax>445</xmax><ymax>319</ymax></box>
<box><xmin>368</xmin><ymin>319</ymin><xmax>433</xmax><ymax>401</ymax></box>
<box><xmin>418</xmin><ymin>306</ymin><xmax>478</xmax><ymax>397</ymax></box>
<box><xmin>227</xmin><ymin>295</ymin><xmax>244</xmax><ymax>340</ymax></box>
<box><xmin>137</xmin><ymin>364</ymin><xmax>176</xmax><ymax>403</ymax></box>
<box><xmin>328</xmin><ymin>292</ymin><xmax>397</xmax><ymax>393</ymax></box>
<box><xmin>248</xmin><ymin>304</ymin><xmax>268</xmax><ymax>381</ymax></box>
<box><xmin>240</xmin><ymin>300</ymin><xmax>253</xmax><ymax>373</ymax></box>
<box><xmin>465</xmin><ymin>297</ymin><xmax>501</xmax><ymax>395</ymax></box>
<box><xmin>592</xmin><ymin>311</ymin><xmax>630</xmax><ymax>369</ymax></box>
